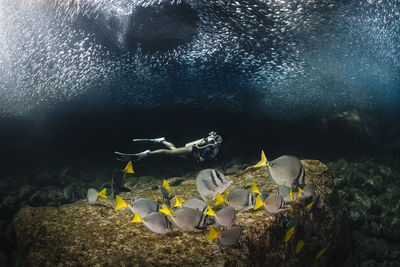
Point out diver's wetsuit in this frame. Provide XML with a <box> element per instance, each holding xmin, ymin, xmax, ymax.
<box><xmin>115</xmin><ymin>132</ymin><xmax>222</xmax><ymax>163</ymax></box>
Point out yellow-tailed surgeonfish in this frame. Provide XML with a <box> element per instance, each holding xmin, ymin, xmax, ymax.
<box><xmin>306</xmin><ymin>195</ymin><xmax>320</xmax><ymax>212</ymax></box>
<box><xmin>171</xmin><ymin>196</ymin><xmax>185</xmax><ymax>208</ymax></box>
<box><xmin>252</xmin><ymin>150</ymin><xmax>271</xmax><ymax>168</ymax></box>
<box><xmin>277</xmin><ymin>185</ymin><xmax>294</xmax><ymax>203</ymax></box>
<box><xmin>284</xmin><ymin>215</ymin><xmax>299</xmax><ymax>242</ymax></box>
<box><xmin>196</xmin><ymin>169</ymin><xmax>233</xmax><ymax>202</ymax></box>
<box><xmin>215</xmin><ymin>189</ymin><xmax>255</xmax><ymax>211</ymax></box>
<box><xmin>130</xmin><ymin>197</ymin><xmax>160</xmax><ymax>218</ymax></box>
<box><xmin>254</xmin><ymin>194</ymin><xmax>284</xmax><ymax>214</ymax></box>
<box><xmin>87</xmin><ymin>188</ymin><xmax>107</xmax><ymax>204</ymax></box>
<box><xmin>130</xmin><ymin>211</ymin><xmax>173</xmax><ymax>235</ymax></box>
<box><xmin>163</xmin><ymin>179</ymin><xmax>170</xmax><ymax>190</ymax></box>
<box><xmin>296</xmin><ymin>223</ymin><xmax>313</xmax><ymax>254</ymax></box>
<box><xmin>124</xmin><ymin>161</ymin><xmax>135</xmax><ymax>174</ymax></box>
<box><xmin>206</xmin><ymin>226</ymin><xmax>242</xmax><ymax>246</ymax></box>
<box><xmin>183</xmin><ymin>196</ymin><xmax>207</xmax><ymax>212</ymax></box>
<box><xmin>160</xmin><ymin>205</ymin><xmax>207</xmax><ymax>231</ymax></box>
<box><xmin>266</xmin><ymin>155</ymin><xmax>305</xmax><ymax>187</ymax></box>
<box><xmin>204</xmin><ymin>205</ymin><xmax>236</xmax><ymax>228</ymax></box>
<box><xmin>315</xmin><ymin>241</ymin><xmax>331</xmax><ymax>260</ymax></box>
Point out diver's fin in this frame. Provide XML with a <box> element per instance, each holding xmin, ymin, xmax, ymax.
<box><xmin>114</xmin><ymin>152</ymin><xmax>135</xmax><ymax>162</ymax></box>
<box><xmin>163</xmin><ymin>180</ymin><xmax>171</xmax><ymax>190</ymax></box>
<box><xmin>215</xmin><ymin>192</ymin><xmax>225</xmax><ymax>205</ymax></box>
<box><xmin>204</xmin><ymin>205</ymin><xmax>216</xmax><ymax>216</ymax></box>
<box><xmin>97</xmin><ymin>188</ymin><xmax>107</xmax><ymax>199</ymax></box>
<box><xmin>124</xmin><ymin>161</ymin><xmax>135</xmax><ymax>174</ymax></box>
<box><xmin>115</xmin><ymin>195</ymin><xmax>129</xmax><ymax>210</ymax></box>
<box><xmin>254</xmin><ymin>195</ymin><xmax>264</xmax><ymax>210</ymax></box>
<box><xmin>130</xmin><ymin>211</ymin><xmax>144</xmax><ymax>223</ymax></box>
<box><xmin>206</xmin><ymin>227</ymin><xmax>221</xmax><ymax>241</ymax></box>
<box><xmin>132</xmin><ymin>137</ymin><xmax>165</xmax><ymax>143</ymax></box>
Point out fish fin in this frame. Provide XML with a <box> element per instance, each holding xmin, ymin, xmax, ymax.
<box><xmin>252</xmin><ymin>181</ymin><xmax>260</xmax><ymax>194</ymax></box>
<box><xmin>315</xmin><ymin>247</ymin><xmax>328</xmax><ymax>260</ymax></box>
<box><xmin>284</xmin><ymin>227</ymin><xmax>295</xmax><ymax>242</ymax></box>
<box><xmin>206</xmin><ymin>227</ymin><xmax>221</xmax><ymax>241</ymax></box>
<box><xmin>298</xmin><ymin>187</ymin><xmax>304</xmax><ymax>197</ymax></box>
<box><xmin>163</xmin><ymin>179</ymin><xmax>170</xmax><ymax>190</ymax></box>
<box><xmin>305</xmin><ymin>202</ymin><xmax>314</xmax><ymax>210</ymax></box>
<box><xmin>296</xmin><ymin>240</ymin><xmax>305</xmax><ymax>253</ymax></box>
<box><xmin>130</xmin><ymin>211</ymin><xmax>144</xmax><ymax>223</ymax></box>
<box><xmin>254</xmin><ymin>195</ymin><xmax>264</xmax><ymax>210</ymax></box>
<box><xmin>215</xmin><ymin>192</ymin><xmax>225</xmax><ymax>205</ymax></box>
<box><xmin>124</xmin><ymin>161</ymin><xmax>135</xmax><ymax>174</ymax></box>
<box><xmin>204</xmin><ymin>205</ymin><xmax>216</xmax><ymax>216</ymax></box>
<box><xmin>289</xmin><ymin>187</ymin><xmax>294</xmax><ymax>201</ymax></box>
<box><xmin>252</xmin><ymin>150</ymin><xmax>268</xmax><ymax>168</ymax></box>
<box><xmin>223</xmin><ymin>190</ymin><xmax>229</xmax><ymax>197</ymax></box>
<box><xmin>115</xmin><ymin>195</ymin><xmax>129</xmax><ymax>210</ymax></box>
<box><xmin>172</xmin><ymin>196</ymin><xmax>184</xmax><ymax>208</ymax></box>
<box><xmin>160</xmin><ymin>206</ymin><xmax>173</xmax><ymax>216</ymax></box>
<box><xmin>97</xmin><ymin>188</ymin><xmax>107</xmax><ymax>199</ymax></box>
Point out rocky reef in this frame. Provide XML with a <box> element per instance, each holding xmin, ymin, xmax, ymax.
<box><xmin>13</xmin><ymin>160</ymin><xmax>341</xmax><ymax>266</ymax></box>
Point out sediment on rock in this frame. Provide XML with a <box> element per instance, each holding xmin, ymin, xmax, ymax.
<box><xmin>14</xmin><ymin>160</ymin><xmax>341</xmax><ymax>266</ymax></box>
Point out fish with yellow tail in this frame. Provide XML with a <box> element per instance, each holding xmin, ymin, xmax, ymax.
<box><xmin>204</xmin><ymin>205</ymin><xmax>236</xmax><ymax>228</ymax></box>
<box><xmin>215</xmin><ymin>189</ymin><xmax>255</xmax><ymax>211</ymax></box>
<box><xmin>315</xmin><ymin>241</ymin><xmax>331</xmax><ymax>260</ymax></box>
<box><xmin>130</xmin><ymin>211</ymin><xmax>172</xmax><ymax>234</ymax></box>
<box><xmin>115</xmin><ymin>195</ymin><xmax>160</xmax><ymax>219</ymax></box>
<box><xmin>206</xmin><ymin>226</ymin><xmax>242</xmax><ymax>246</ymax></box>
<box><xmin>305</xmin><ymin>195</ymin><xmax>320</xmax><ymax>213</ymax></box>
<box><xmin>171</xmin><ymin>196</ymin><xmax>185</xmax><ymax>208</ymax></box>
<box><xmin>124</xmin><ymin>161</ymin><xmax>135</xmax><ymax>174</ymax></box>
<box><xmin>252</xmin><ymin>150</ymin><xmax>271</xmax><ymax>168</ymax></box>
<box><xmin>254</xmin><ymin>194</ymin><xmax>284</xmax><ymax>214</ymax></box>
<box><xmin>160</xmin><ymin>205</ymin><xmax>208</xmax><ymax>231</ymax></box>
<box><xmin>87</xmin><ymin>188</ymin><xmax>107</xmax><ymax>204</ymax></box>
<box><xmin>296</xmin><ymin>223</ymin><xmax>313</xmax><ymax>253</ymax></box>
<box><xmin>284</xmin><ymin>215</ymin><xmax>299</xmax><ymax>242</ymax></box>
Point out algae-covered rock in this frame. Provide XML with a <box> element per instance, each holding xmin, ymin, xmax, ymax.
<box><xmin>13</xmin><ymin>160</ymin><xmax>341</xmax><ymax>266</ymax></box>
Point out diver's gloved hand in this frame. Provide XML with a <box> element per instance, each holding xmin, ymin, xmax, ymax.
<box><xmin>114</xmin><ymin>150</ymin><xmax>150</xmax><ymax>161</ymax></box>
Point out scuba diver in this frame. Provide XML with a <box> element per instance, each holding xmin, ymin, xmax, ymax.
<box><xmin>115</xmin><ymin>131</ymin><xmax>223</xmax><ymax>163</ymax></box>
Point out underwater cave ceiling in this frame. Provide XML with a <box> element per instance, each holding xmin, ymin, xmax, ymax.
<box><xmin>0</xmin><ymin>0</ymin><xmax>398</xmax><ymax>119</ymax></box>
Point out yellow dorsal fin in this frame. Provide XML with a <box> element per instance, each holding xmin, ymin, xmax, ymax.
<box><xmin>252</xmin><ymin>181</ymin><xmax>260</xmax><ymax>194</ymax></box>
<box><xmin>115</xmin><ymin>195</ymin><xmax>129</xmax><ymax>210</ymax></box>
<box><xmin>124</xmin><ymin>161</ymin><xmax>135</xmax><ymax>174</ymax></box>
<box><xmin>254</xmin><ymin>194</ymin><xmax>265</xmax><ymax>210</ymax></box>
<box><xmin>315</xmin><ymin>247</ymin><xmax>328</xmax><ymax>260</ymax></box>
<box><xmin>206</xmin><ymin>227</ymin><xmax>221</xmax><ymax>241</ymax></box>
<box><xmin>172</xmin><ymin>196</ymin><xmax>185</xmax><ymax>208</ymax></box>
<box><xmin>97</xmin><ymin>188</ymin><xmax>107</xmax><ymax>199</ymax></box>
<box><xmin>163</xmin><ymin>179</ymin><xmax>170</xmax><ymax>190</ymax></box>
<box><xmin>298</xmin><ymin>187</ymin><xmax>304</xmax><ymax>197</ymax></box>
<box><xmin>306</xmin><ymin>202</ymin><xmax>314</xmax><ymax>210</ymax></box>
<box><xmin>160</xmin><ymin>205</ymin><xmax>173</xmax><ymax>216</ymax></box>
<box><xmin>215</xmin><ymin>192</ymin><xmax>225</xmax><ymax>205</ymax></box>
<box><xmin>296</xmin><ymin>240</ymin><xmax>305</xmax><ymax>253</ymax></box>
<box><xmin>253</xmin><ymin>150</ymin><xmax>269</xmax><ymax>168</ymax></box>
<box><xmin>284</xmin><ymin>226</ymin><xmax>296</xmax><ymax>242</ymax></box>
<box><xmin>204</xmin><ymin>205</ymin><xmax>216</xmax><ymax>216</ymax></box>
<box><xmin>289</xmin><ymin>187</ymin><xmax>294</xmax><ymax>201</ymax></box>
<box><xmin>130</xmin><ymin>211</ymin><xmax>144</xmax><ymax>223</ymax></box>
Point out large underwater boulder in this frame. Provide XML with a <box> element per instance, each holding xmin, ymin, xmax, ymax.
<box><xmin>13</xmin><ymin>160</ymin><xmax>342</xmax><ymax>266</ymax></box>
